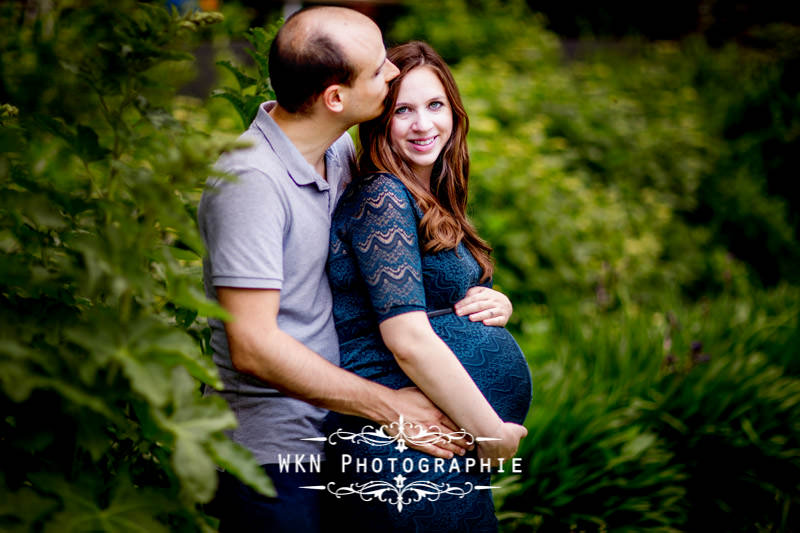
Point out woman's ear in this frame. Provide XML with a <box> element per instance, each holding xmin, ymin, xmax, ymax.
<box><xmin>321</xmin><ymin>84</ymin><xmax>344</xmax><ymax>113</ymax></box>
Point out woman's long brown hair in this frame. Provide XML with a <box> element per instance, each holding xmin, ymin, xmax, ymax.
<box><xmin>358</xmin><ymin>41</ymin><xmax>494</xmax><ymax>282</ymax></box>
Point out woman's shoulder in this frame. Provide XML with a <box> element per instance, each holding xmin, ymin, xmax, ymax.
<box><xmin>358</xmin><ymin>172</ymin><xmax>409</xmax><ymax>194</ymax></box>
<box><xmin>335</xmin><ymin>172</ymin><xmax>420</xmax><ymax>228</ymax></box>
<box><xmin>342</xmin><ymin>172</ymin><xmax>412</xmax><ymax>206</ymax></box>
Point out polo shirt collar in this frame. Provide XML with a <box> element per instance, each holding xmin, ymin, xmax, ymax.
<box><xmin>254</xmin><ymin>101</ymin><xmax>340</xmax><ymax>192</ymax></box>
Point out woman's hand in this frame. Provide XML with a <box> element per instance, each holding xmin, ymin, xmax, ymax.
<box><xmin>476</xmin><ymin>421</ymin><xmax>527</xmax><ymax>466</ymax></box>
<box><xmin>454</xmin><ymin>286</ymin><xmax>513</xmax><ymax>326</ymax></box>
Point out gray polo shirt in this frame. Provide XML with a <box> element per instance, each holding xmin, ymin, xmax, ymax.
<box><xmin>198</xmin><ymin>101</ymin><xmax>354</xmax><ymax>465</ymax></box>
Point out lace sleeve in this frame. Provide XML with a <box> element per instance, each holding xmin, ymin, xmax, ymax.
<box><xmin>349</xmin><ymin>174</ymin><xmax>426</xmax><ymax>321</ymax></box>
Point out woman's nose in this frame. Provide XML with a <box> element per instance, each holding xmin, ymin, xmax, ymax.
<box><xmin>412</xmin><ymin>111</ymin><xmax>432</xmax><ymax>131</ymax></box>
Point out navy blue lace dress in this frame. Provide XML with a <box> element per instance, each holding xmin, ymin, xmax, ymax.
<box><xmin>325</xmin><ymin>173</ymin><xmax>532</xmax><ymax>532</ymax></box>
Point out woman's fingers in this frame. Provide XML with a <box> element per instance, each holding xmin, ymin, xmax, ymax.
<box><xmin>454</xmin><ymin>287</ymin><xmax>511</xmax><ymax>326</ymax></box>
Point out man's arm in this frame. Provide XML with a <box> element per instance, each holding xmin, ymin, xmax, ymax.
<box><xmin>217</xmin><ymin>286</ymin><xmax>467</xmax><ymax>458</ymax></box>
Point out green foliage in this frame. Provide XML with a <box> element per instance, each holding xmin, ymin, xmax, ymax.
<box><xmin>496</xmin><ymin>286</ymin><xmax>800</xmax><ymax>532</ymax></box>
<box><xmin>642</xmin><ymin>354</ymin><xmax>800</xmax><ymax>532</ymax></box>
<box><xmin>457</xmin><ymin>50</ymin><xmax>720</xmax><ymax>311</ymax></box>
<box><xmin>503</xmin><ymin>379</ymin><xmax>686</xmax><ymax>532</ymax></box>
<box><xmin>211</xmin><ymin>23</ymin><xmax>278</xmax><ymax>129</ymax></box>
<box><xmin>393</xmin><ymin>0</ymin><xmax>722</xmax><ymax>312</ymax></box>
<box><xmin>683</xmin><ymin>32</ymin><xmax>800</xmax><ymax>285</ymax></box>
<box><xmin>392</xmin><ymin>1</ymin><xmax>800</xmax><ymax>530</ymax></box>
<box><xmin>0</xmin><ymin>2</ymin><xmax>272</xmax><ymax>531</ymax></box>
<box><xmin>391</xmin><ymin>0</ymin><xmax>561</xmax><ymax>66</ymax></box>
<box><xmin>393</xmin><ymin>0</ymin><xmax>800</xmax><ymax>299</ymax></box>
<box><xmin>2</xmin><ymin>1</ymin><xmax>797</xmax><ymax>531</ymax></box>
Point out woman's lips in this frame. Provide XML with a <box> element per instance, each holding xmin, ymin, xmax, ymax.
<box><xmin>409</xmin><ymin>136</ymin><xmax>437</xmax><ymax>151</ymax></box>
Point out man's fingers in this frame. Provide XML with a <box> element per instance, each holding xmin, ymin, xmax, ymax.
<box><xmin>402</xmin><ymin>430</ymin><xmax>468</xmax><ymax>457</ymax></box>
<box><xmin>437</xmin><ymin>440</ymin><xmax>467</xmax><ymax>456</ymax></box>
<box><xmin>398</xmin><ymin>415</ymin><xmax>474</xmax><ymax>454</ymax></box>
<box><xmin>408</xmin><ymin>442</ymin><xmax>454</xmax><ymax>459</ymax></box>
<box><xmin>450</xmin><ymin>434</ymin><xmax>475</xmax><ymax>451</ymax></box>
<box><xmin>435</xmin><ymin>419</ymin><xmax>474</xmax><ymax>452</ymax></box>
<box><xmin>408</xmin><ymin>437</ymin><xmax>468</xmax><ymax>458</ymax></box>
<box><xmin>436</xmin><ymin>415</ymin><xmax>460</xmax><ymax>434</ymax></box>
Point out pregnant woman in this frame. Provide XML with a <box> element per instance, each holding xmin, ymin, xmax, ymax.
<box><xmin>325</xmin><ymin>41</ymin><xmax>532</xmax><ymax>532</ymax></box>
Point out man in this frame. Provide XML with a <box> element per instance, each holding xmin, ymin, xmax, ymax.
<box><xmin>198</xmin><ymin>7</ymin><xmax>470</xmax><ymax>531</ymax></box>
<box><xmin>198</xmin><ymin>5</ymin><xmax>511</xmax><ymax>531</ymax></box>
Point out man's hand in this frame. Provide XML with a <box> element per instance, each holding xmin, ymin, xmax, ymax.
<box><xmin>454</xmin><ymin>286</ymin><xmax>513</xmax><ymax>327</ymax></box>
<box><xmin>383</xmin><ymin>387</ymin><xmax>472</xmax><ymax>459</ymax></box>
<box><xmin>476</xmin><ymin>421</ymin><xmax>527</xmax><ymax>466</ymax></box>
<box><xmin>217</xmin><ymin>288</ymin><xmax>468</xmax><ymax>456</ymax></box>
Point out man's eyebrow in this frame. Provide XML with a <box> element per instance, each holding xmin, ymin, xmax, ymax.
<box><xmin>374</xmin><ymin>56</ymin><xmax>387</xmax><ymax>75</ymax></box>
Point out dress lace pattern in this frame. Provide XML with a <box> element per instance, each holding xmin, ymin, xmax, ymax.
<box><xmin>325</xmin><ymin>173</ymin><xmax>532</xmax><ymax>532</ymax></box>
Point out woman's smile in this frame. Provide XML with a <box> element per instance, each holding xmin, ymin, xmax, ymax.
<box><xmin>409</xmin><ymin>136</ymin><xmax>438</xmax><ymax>150</ymax></box>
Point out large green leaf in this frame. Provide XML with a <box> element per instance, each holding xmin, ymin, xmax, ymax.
<box><xmin>37</xmin><ymin>474</ymin><xmax>173</xmax><ymax>533</ymax></box>
<box><xmin>216</xmin><ymin>60</ymin><xmax>257</xmax><ymax>90</ymax></box>
<box><xmin>208</xmin><ymin>435</ymin><xmax>276</xmax><ymax>497</ymax></box>
<box><xmin>151</xmin><ymin>369</ymin><xmax>238</xmax><ymax>503</ymax></box>
<box><xmin>0</xmin><ymin>480</ymin><xmax>59</xmax><ymax>533</ymax></box>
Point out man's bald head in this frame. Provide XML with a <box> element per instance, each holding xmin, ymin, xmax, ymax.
<box><xmin>268</xmin><ymin>7</ymin><xmax>380</xmax><ymax>114</ymax></box>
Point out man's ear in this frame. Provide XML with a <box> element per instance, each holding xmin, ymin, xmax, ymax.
<box><xmin>321</xmin><ymin>85</ymin><xmax>344</xmax><ymax>113</ymax></box>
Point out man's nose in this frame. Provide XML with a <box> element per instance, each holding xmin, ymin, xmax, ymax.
<box><xmin>385</xmin><ymin>60</ymin><xmax>400</xmax><ymax>82</ymax></box>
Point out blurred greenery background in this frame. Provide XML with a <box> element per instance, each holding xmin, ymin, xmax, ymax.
<box><xmin>1</xmin><ymin>0</ymin><xmax>798</xmax><ymax>531</ymax></box>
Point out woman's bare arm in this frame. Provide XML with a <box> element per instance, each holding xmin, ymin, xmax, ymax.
<box><xmin>379</xmin><ymin>311</ymin><xmax>527</xmax><ymax>462</ymax></box>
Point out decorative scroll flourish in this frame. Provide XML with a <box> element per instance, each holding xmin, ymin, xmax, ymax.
<box><xmin>326</xmin><ymin>476</ymin><xmax>487</xmax><ymax>512</ymax></box>
<box><xmin>321</xmin><ymin>415</ymin><xmax>476</xmax><ymax>453</ymax></box>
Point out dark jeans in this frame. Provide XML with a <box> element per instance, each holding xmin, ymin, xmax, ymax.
<box><xmin>206</xmin><ymin>463</ymin><xmax>331</xmax><ymax>533</ymax></box>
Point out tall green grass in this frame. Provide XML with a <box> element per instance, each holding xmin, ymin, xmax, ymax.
<box><xmin>498</xmin><ymin>285</ymin><xmax>800</xmax><ymax>531</ymax></box>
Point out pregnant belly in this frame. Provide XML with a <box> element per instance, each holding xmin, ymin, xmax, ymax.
<box><xmin>430</xmin><ymin>313</ymin><xmax>532</xmax><ymax>425</ymax></box>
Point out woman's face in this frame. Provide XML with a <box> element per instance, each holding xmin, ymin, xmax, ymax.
<box><xmin>389</xmin><ymin>66</ymin><xmax>453</xmax><ymax>184</ymax></box>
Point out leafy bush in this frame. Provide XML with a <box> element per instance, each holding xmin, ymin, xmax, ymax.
<box><xmin>390</xmin><ymin>0</ymin><xmax>561</xmax><ymax>66</ymax></box>
<box><xmin>392</xmin><ymin>0</ymin><xmax>800</xmax><ymax>299</ymax></box>
<box><xmin>0</xmin><ymin>3</ymin><xmax>271</xmax><ymax>531</ymax></box>
<box><xmin>211</xmin><ymin>25</ymin><xmax>277</xmax><ymax>129</ymax></box>
<box><xmin>3</xmin><ymin>1</ymin><xmax>796</xmax><ymax>531</ymax></box>
<box><xmin>683</xmin><ymin>31</ymin><xmax>800</xmax><ymax>286</ymax></box>
<box><xmin>500</xmin><ymin>375</ymin><xmax>686</xmax><ymax>532</ymax></box>
<box><xmin>457</xmin><ymin>52</ymin><xmax>720</xmax><ymax>312</ymax></box>
<box><xmin>392</xmin><ymin>0</ymin><xmax>723</xmax><ymax>313</ymax></box>
<box><xmin>496</xmin><ymin>285</ymin><xmax>800</xmax><ymax>532</ymax></box>
<box><xmin>391</xmin><ymin>1</ymin><xmax>800</xmax><ymax>531</ymax></box>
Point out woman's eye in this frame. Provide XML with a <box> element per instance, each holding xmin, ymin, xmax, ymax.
<box><xmin>394</xmin><ymin>106</ymin><xmax>410</xmax><ymax>114</ymax></box>
<box><xmin>429</xmin><ymin>101</ymin><xmax>444</xmax><ymax>111</ymax></box>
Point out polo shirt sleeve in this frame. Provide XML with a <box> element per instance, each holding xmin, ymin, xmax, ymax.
<box><xmin>199</xmin><ymin>166</ymin><xmax>287</xmax><ymax>289</ymax></box>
